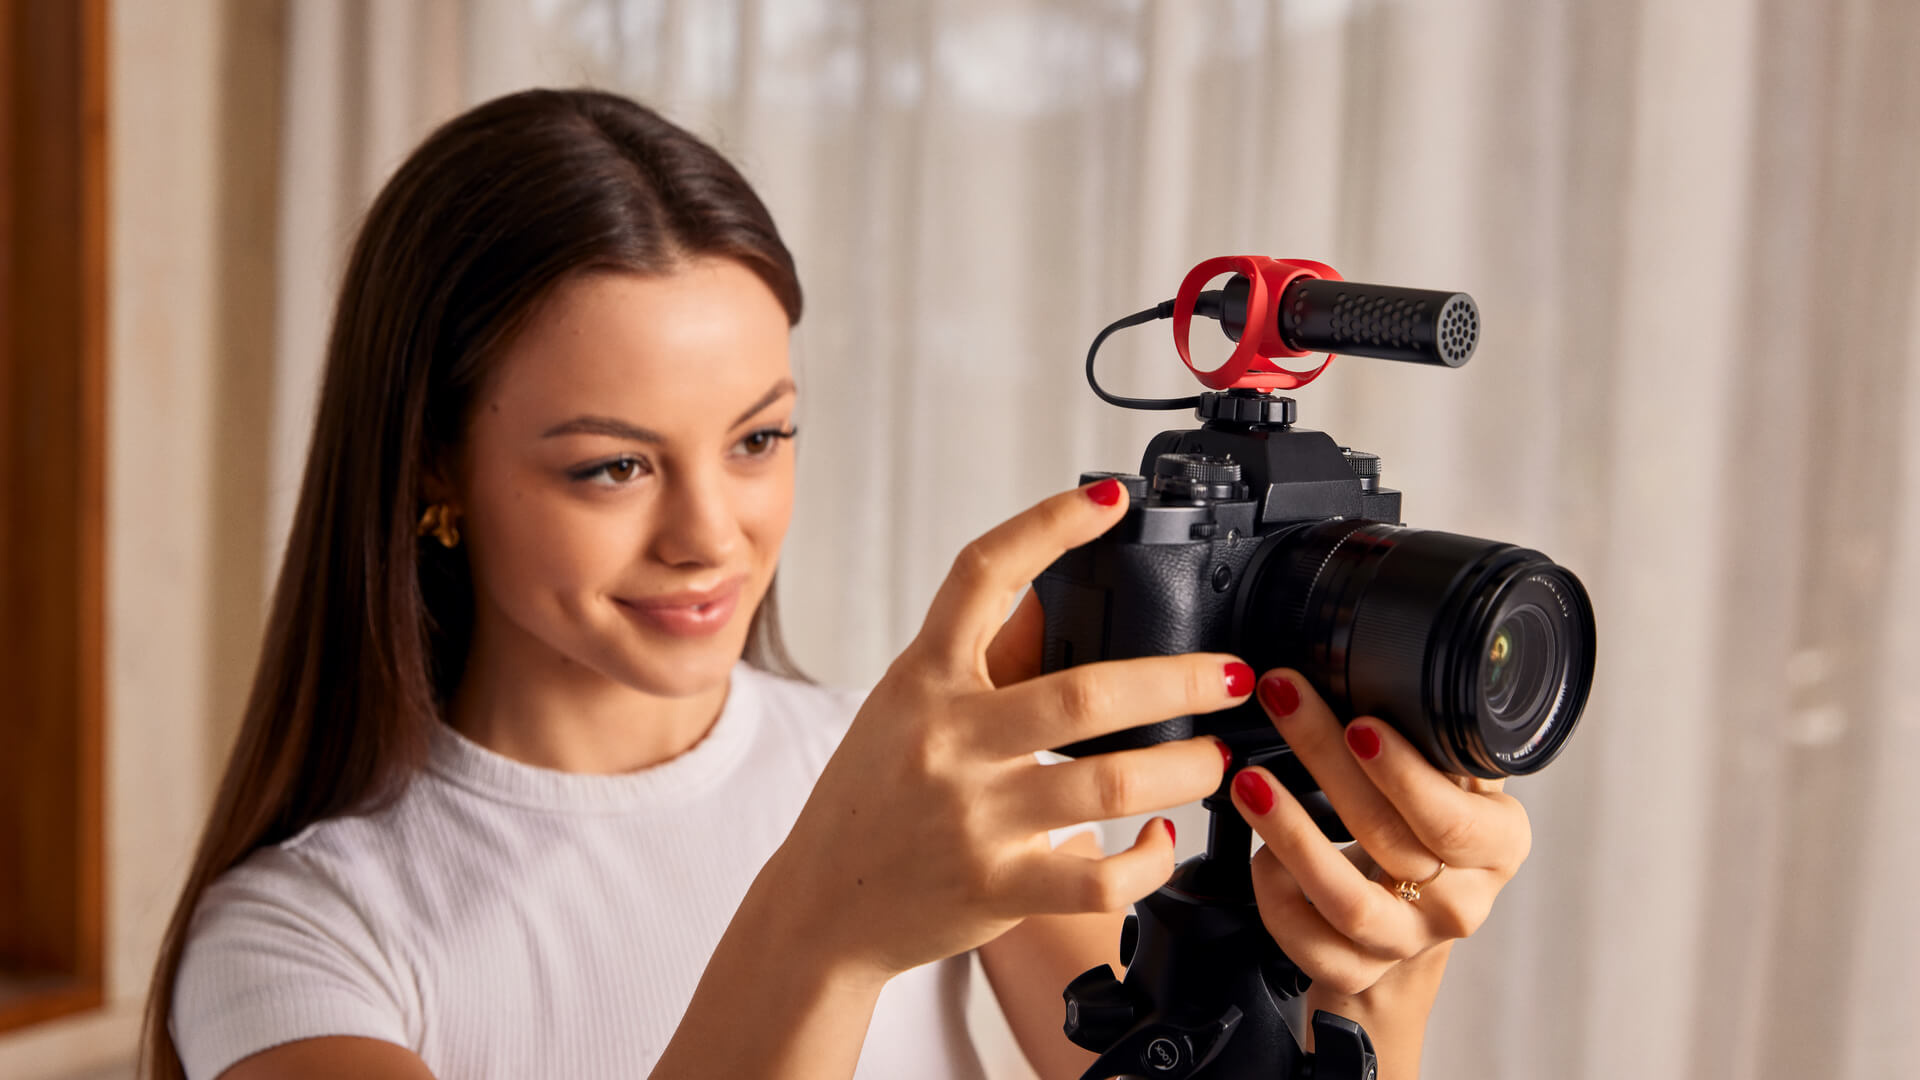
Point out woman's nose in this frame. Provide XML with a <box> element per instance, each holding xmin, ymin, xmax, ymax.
<box><xmin>650</xmin><ymin>472</ymin><xmax>742</xmax><ymax>568</ymax></box>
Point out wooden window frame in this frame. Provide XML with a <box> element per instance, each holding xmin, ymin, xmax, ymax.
<box><xmin>0</xmin><ymin>0</ymin><xmax>109</xmax><ymax>1034</ymax></box>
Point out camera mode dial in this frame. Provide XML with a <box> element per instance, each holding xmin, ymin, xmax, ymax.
<box><xmin>1341</xmin><ymin>449</ymin><xmax>1382</xmax><ymax>493</ymax></box>
<box><xmin>1151</xmin><ymin>453</ymin><xmax>1247</xmax><ymax>503</ymax></box>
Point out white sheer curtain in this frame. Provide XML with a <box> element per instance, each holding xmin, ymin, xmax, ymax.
<box><xmin>269</xmin><ymin>2</ymin><xmax>1920</xmax><ymax>1078</ymax></box>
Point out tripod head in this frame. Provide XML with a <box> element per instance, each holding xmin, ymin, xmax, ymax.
<box><xmin>1059</xmin><ymin>746</ymin><xmax>1378</xmax><ymax>1080</ymax></box>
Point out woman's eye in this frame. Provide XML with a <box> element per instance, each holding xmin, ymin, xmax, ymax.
<box><xmin>573</xmin><ymin>456</ymin><xmax>650</xmax><ymax>486</ymax></box>
<box><xmin>737</xmin><ymin>427</ymin><xmax>797</xmax><ymax>457</ymax></box>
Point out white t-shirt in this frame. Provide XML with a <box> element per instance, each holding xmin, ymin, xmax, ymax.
<box><xmin>172</xmin><ymin>663</ymin><xmax>1089</xmax><ymax>1080</ymax></box>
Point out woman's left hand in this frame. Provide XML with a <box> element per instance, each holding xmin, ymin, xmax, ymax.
<box><xmin>1227</xmin><ymin>668</ymin><xmax>1533</xmax><ymax>999</ymax></box>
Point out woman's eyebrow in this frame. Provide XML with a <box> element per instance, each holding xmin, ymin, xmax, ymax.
<box><xmin>539</xmin><ymin>378</ymin><xmax>795</xmax><ymax>442</ymax></box>
<box><xmin>541</xmin><ymin>416</ymin><xmax>664</xmax><ymax>442</ymax></box>
<box><xmin>730</xmin><ymin>377</ymin><xmax>795</xmax><ymax>426</ymax></box>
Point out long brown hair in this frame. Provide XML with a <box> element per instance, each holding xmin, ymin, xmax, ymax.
<box><xmin>142</xmin><ymin>88</ymin><xmax>805</xmax><ymax>1079</ymax></box>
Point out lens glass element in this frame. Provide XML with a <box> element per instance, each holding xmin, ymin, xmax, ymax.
<box><xmin>1483</xmin><ymin>604</ymin><xmax>1556</xmax><ymax>729</ymax></box>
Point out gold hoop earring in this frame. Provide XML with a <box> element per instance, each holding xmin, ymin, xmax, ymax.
<box><xmin>416</xmin><ymin>503</ymin><xmax>461</xmax><ymax>548</ymax></box>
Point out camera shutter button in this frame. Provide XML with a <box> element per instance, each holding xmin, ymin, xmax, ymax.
<box><xmin>1078</xmin><ymin>472</ymin><xmax>1149</xmax><ymax>501</ymax></box>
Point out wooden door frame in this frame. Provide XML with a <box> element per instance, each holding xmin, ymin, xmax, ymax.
<box><xmin>0</xmin><ymin>0</ymin><xmax>109</xmax><ymax>1034</ymax></box>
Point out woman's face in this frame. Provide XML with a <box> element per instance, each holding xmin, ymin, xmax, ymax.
<box><xmin>454</xmin><ymin>258</ymin><xmax>796</xmax><ymax>700</ymax></box>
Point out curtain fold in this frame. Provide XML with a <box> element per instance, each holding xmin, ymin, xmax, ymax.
<box><xmin>266</xmin><ymin>3</ymin><xmax>1920</xmax><ymax>1077</ymax></box>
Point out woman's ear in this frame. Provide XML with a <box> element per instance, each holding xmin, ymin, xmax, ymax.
<box><xmin>418</xmin><ymin>445</ymin><xmax>461</xmax><ymax>508</ymax></box>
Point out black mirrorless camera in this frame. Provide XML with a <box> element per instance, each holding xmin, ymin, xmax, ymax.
<box><xmin>1034</xmin><ymin>257</ymin><xmax>1596</xmax><ymax>1080</ymax></box>
<box><xmin>1040</xmin><ymin>257</ymin><xmax>1594</xmax><ymax>784</ymax></box>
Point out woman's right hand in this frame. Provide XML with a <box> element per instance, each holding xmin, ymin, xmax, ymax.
<box><xmin>770</xmin><ymin>478</ymin><xmax>1247</xmax><ymax>984</ymax></box>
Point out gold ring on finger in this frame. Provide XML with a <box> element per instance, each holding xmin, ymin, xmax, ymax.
<box><xmin>1389</xmin><ymin>861</ymin><xmax>1445</xmax><ymax>902</ymax></box>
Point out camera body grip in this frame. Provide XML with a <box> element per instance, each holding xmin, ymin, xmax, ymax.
<box><xmin>1037</xmin><ymin>471</ymin><xmax>1269</xmax><ymax>758</ymax></box>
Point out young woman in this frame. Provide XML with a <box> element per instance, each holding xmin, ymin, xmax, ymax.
<box><xmin>143</xmin><ymin>88</ymin><xmax>1532</xmax><ymax>1080</ymax></box>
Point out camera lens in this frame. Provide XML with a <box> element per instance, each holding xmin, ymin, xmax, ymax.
<box><xmin>1236</xmin><ymin>520</ymin><xmax>1595</xmax><ymax>778</ymax></box>
<box><xmin>1484</xmin><ymin>604</ymin><xmax>1554</xmax><ymax>727</ymax></box>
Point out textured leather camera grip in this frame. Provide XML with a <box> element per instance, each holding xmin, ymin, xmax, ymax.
<box><xmin>1037</xmin><ymin>534</ymin><xmax>1261</xmax><ymax>757</ymax></box>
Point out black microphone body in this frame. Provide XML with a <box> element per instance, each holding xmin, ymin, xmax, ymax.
<box><xmin>1212</xmin><ymin>276</ymin><xmax>1480</xmax><ymax>368</ymax></box>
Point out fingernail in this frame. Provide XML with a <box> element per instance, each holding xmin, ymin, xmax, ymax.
<box><xmin>1162</xmin><ymin>819</ymin><xmax>1177</xmax><ymax>845</ymax></box>
<box><xmin>1085</xmin><ymin>477</ymin><xmax>1122</xmax><ymax>506</ymax></box>
<box><xmin>1213</xmin><ymin>738</ymin><xmax>1233</xmax><ymax>773</ymax></box>
<box><xmin>1224</xmin><ymin>661</ymin><xmax>1254</xmax><ymax>697</ymax></box>
<box><xmin>1258</xmin><ymin>674</ymin><xmax>1300</xmax><ymax>719</ymax></box>
<box><xmin>1346</xmin><ymin>723</ymin><xmax>1382</xmax><ymax>761</ymax></box>
<box><xmin>1233</xmin><ymin>770</ymin><xmax>1274</xmax><ymax>815</ymax></box>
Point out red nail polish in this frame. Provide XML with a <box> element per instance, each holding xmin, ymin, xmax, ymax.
<box><xmin>1346</xmin><ymin>723</ymin><xmax>1382</xmax><ymax>761</ymax></box>
<box><xmin>1162</xmin><ymin>819</ymin><xmax>1176</xmax><ymax>845</ymax></box>
<box><xmin>1224</xmin><ymin>661</ymin><xmax>1254</xmax><ymax>697</ymax></box>
<box><xmin>1258</xmin><ymin>674</ymin><xmax>1300</xmax><ymax>719</ymax></box>
<box><xmin>1214</xmin><ymin>738</ymin><xmax>1233</xmax><ymax>772</ymax></box>
<box><xmin>1233</xmin><ymin>770</ymin><xmax>1274</xmax><ymax>815</ymax></box>
<box><xmin>1085</xmin><ymin>477</ymin><xmax>1122</xmax><ymax>506</ymax></box>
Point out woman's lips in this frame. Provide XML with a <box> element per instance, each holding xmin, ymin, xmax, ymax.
<box><xmin>617</xmin><ymin>578</ymin><xmax>744</xmax><ymax>639</ymax></box>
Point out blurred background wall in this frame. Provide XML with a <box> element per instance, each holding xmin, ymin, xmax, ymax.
<box><xmin>3</xmin><ymin>1</ymin><xmax>1917</xmax><ymax>1077</ymax></box>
